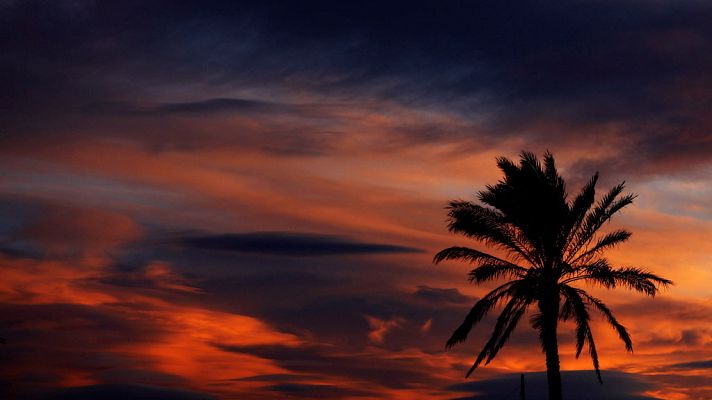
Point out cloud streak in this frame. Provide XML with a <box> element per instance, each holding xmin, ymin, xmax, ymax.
<box><xmin>175</xmin><ymin>232</ymin><xmax>423</xmax><ymax>256</ymax></box>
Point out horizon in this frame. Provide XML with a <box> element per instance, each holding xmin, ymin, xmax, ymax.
<box><xmin>1</xmin><ymin>1</ymin><xmax>712</xmax><ymax>399</ymax></box>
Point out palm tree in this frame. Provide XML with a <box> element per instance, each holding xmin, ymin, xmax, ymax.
<box><xmin>434</xmin><ymin>151</ymin><xmax>671</xmax><ymax>400</ymax></box>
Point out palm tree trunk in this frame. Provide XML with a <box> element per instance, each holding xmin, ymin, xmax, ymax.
<box><xmin>543</xmin><ymin>323</ymin><xmax>562</xmax><ymax>400</ymax></box>
<box><xmin>540</xmin><ymin>294</ymin><xmax>563</xmax><ymax>400</ymax></box>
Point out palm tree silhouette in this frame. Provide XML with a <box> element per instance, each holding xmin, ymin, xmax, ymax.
<box><xmin>434</xmin><ymin>151</ymin><xmax>671</xmax><ymax>400</ymax></box>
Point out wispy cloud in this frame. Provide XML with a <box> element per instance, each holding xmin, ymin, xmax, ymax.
<box><xmin>175</xmin><ymin>232</ymin><xmax>422</xmax><ymax>256</ymax></box>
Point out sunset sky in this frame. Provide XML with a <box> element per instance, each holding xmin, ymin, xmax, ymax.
<box><xmin>2</xmin><ymin>1</ymin><xmax>712</xmax><ymax>399</ymax></box>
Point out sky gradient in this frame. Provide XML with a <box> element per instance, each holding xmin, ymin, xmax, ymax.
<box><xmin>1</xmin><ymin>1</ymin><xmax>712</xmax><ymax>399</ymax></box>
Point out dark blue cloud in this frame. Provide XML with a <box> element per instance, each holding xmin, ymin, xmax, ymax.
<box><xmin>668</xmin><ymin>359</ymin><xmax>712</xmax><ymax>370</ymax></box>
<box><xmin>175</xmin><ymin>232</ymin><xmax>422</xmax><ymax>256</ymax></box>
<box><xmin>0</xmin><ymin>303</ymin><xmax>174</xmax><ymax>398</ymax></box>
<box><xmin>39</xmin><ymin>384</ymin><xmax>216</xmax><ymax>400</ymax></box>
<box><xmin>89</xmin><ymin>98</ymin><xmax>294</xmax><ymax>116</ymax></box>
<box><xmin>216</xmin><ymin>343</ymin><xmax>440</xmax><ymax>390</ymax></box>
<box><xmin>414</xmin><ymin>285</ymin><xmax>472</xmax><ymax>305</ymax></box>
<box><xmin>3</xmin><ymin>0</ymin><xmax>712</xmax><ymax>174</ymax></box>
<box><xmin>233</xmin><ymin>374</ymin><xmax>321</xmax><ymax>382</ymax></box>
<box><xmin>264</xmin><ymin>383</ymin><xmax>372</xmax><ymax>398</ymax></box>
<box><xmin>155</xmin><ymin>98</ymin><xmax>280</xmax><ymax>114</ymax></box>
<box><xmin>196</xmin><ymin>276</ymin><xmax>477</xmax><ymax>353</ymax></box>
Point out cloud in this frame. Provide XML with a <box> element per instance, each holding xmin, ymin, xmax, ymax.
<box><xmin>4</xmin><ymin>1</ymin><xmax>712</xmax><ymax>176</ymax></box>
<box><xmin>668</xmin><ymin>360</ymin><xmax>712</xmax><ymax>370</ymax></box>
<box><xmin>365</xmin><ymin>315</ymin><xmax>402</xmax><ymax>344</ymax></box>
<box><xmin>19</xmin><ymin>205</ymin><xmax>141</xmax><ymax>258</ymax></box>
<box><xmin>216</xmin><ymin>343</ymin><xmax>443</xmax><ymax>390</ymax></box>
<box><xmin>39</xmin><ymin>384</ymin><xmax>216</xmax><ymax>400</ymax></box>
<box><xmin>421</xmin><ymin>318</ymin><xmax>433</xmax><ymax>333</ymax></box>
<box><xmin>90</xmin><ymin>98</ymin><xmax>296</xmax><ymax>116</ymax></box>
<box><xmin>414</xmin><ymin>285</ymin><xmax>472</xmax><ymax>305</ymax></box>
<box><xmin>233</xmin><ymin>374</ymin><xmax>321</xmax><ymax>382</ymax></box>
<box><xmin>153</xmin><ymin>98</ymin><xmax>284</xmax><ymax>115</ymax></box>
<box><xmin>96</xmin><ymin>261</ymin><xmax>201</xmax><ymax>293</ymax></box>
<box><xmin>264</xmin><ymin>383</ymin><xmax>372</xmax><ymax>399</ymax></box>
<box><xmin>0</xmin><ymin>250</ymin><xmax>303</xmax><ymax>398</ymax></box>
<box><xmin>175</xmin><ymin>232</ymin><xmax>422</xmax><ymax>256</ymax></box>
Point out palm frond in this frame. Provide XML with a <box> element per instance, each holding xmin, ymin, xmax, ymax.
<box><xmin>578</xmin><ymin>291</ymin><xmax>633</xmax><ymax>352</ymax></box>
<box><xmin>543</xmin><ymin>151</ymin><xmax>557</xmax><ymax>181</ymax></box>
<box><xmin>560</xmin><ymin>285</ymin><xmax>590</xmax><ymax>357</ymax></box>
<box><xmin>570</xmin><ymin>229</ymin><xmax>631</xmax><ymax>265</ymax></box>
<box><xmin>566</xmin><ymin>263</ymin><xmax>672</xmax><ymax>296</ymax></box>
<box><xmin>465</xmin><ymin>296</ymin><xmax>529</xmax><ymax>377</ymax></box>
<box><xmin>433</xmin><ymin>246</ymin><xmax>518</xmax><ymax>266</ymax></box>
<box><xmin>468</xmin><ymin>263</ymin><xmax>527</xmax><ymax>284</ymax></box>
<box><xmin>543</xmin><ymin>151</ymin><xmax>567</xmax><ymax>200</ymax></box>
<box><xmin>610</xmin><ymin>267</ymin><xmax>673</xmax><ymax>296</ymax></box>
<box><xmin>566</xmin><ymin>183</ymin><xmax>635</xmax><ymax>262</ymax></box>
<box><xmin>446</xmin><ymin>281</ymin><xmax>517</xmax><ymax>348</ymax></box>
<box><xmin>559</xmin><ymin>294</ymin><xmax>575</xmax><ymax>322</ymax></box>
<box><xmin>487</xmin><ymin>304</ymin><xmax>527</xmax><ymax>364</ymax></box>
<box><xmin>561</xmin><ymin>258</ymin><xmax>612</xmax><ymax>282</ymax></box>
<box><xmin>587</xmin><ymin>329</ymin><xmax>602</xmax><ymax>383</ymax></box>
<box><xmin>478</xmin><ymin>152</ymin><xmax>571</xmax><ymax>266</ymax></box>
<box><xmin>530</xmin><ymin>312</ymin><xmax>544</xmax><ymax>343</ymax></box>
<box><xmin>521</xmin><ymin>151</ymin><xmax>543</xmax><ymax>173</ymax></box>
<box><xmin>494</xmin><ymin>156</ymin><xmax>519</xmax><ymax>180</ymax></box>
<box><xmin>566</xmin><ymin>173</ymin><xmax>598</xmax><ymax>235</ymax></box>
<box><xmin>445</xmin><ymin>201</ymin><xmax>538</xmax><ymax>265</ymax></box>
<box><xmin>607</xmin><ymin>194</ymin><xmax>636</xmax><ymax>218</ymax></box>
<box><xmin>433</xmin><ymin>246</ymin><xmax>527</xmax><ymax>283</ymax></box>
<box><xmin>560</xmin><ymin>285</ymin><xmax>603</xmax><ymax>383</ymax></box>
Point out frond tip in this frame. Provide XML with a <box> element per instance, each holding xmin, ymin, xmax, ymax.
<box><xmin>611</xmin><ymin>267</ymin><xmax>673</xmax><ymax>296</ymax></box>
